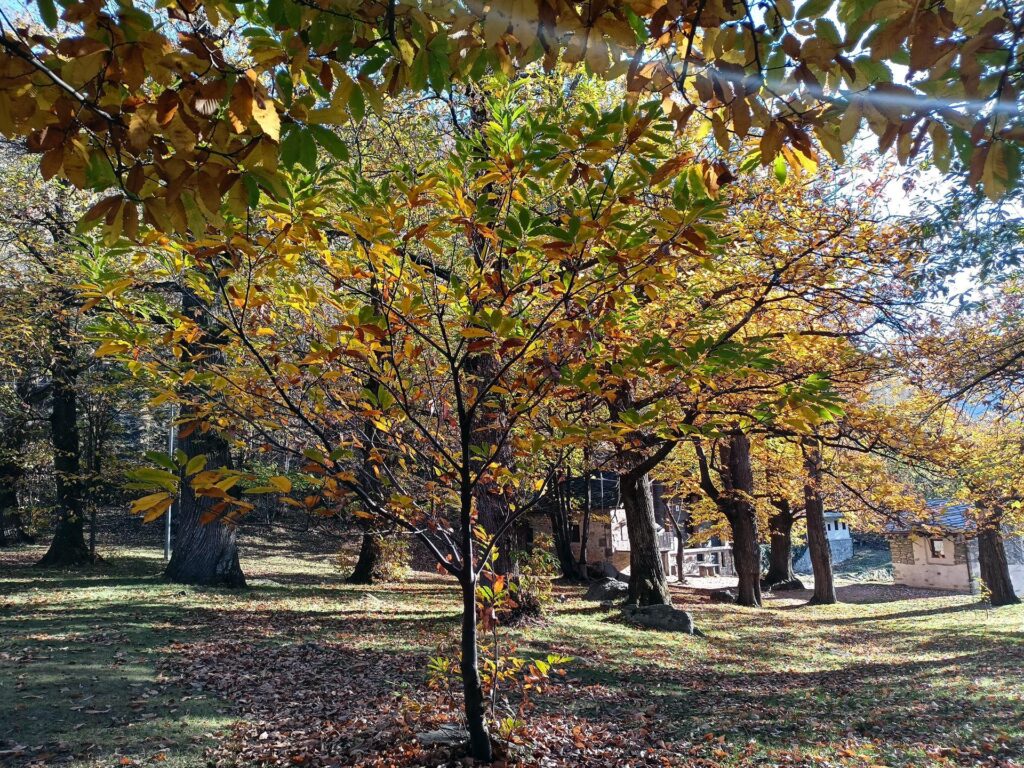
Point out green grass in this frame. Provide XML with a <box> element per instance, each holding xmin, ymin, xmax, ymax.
<box><xmin>0</xmin><ymin>549</ymin><xmax>235</xmax><ymax>767</ymax></box>
<box><xmin>2</xmin><ymin>542</ymin><xmax>1023</xmax><ymax>767</ymax></box>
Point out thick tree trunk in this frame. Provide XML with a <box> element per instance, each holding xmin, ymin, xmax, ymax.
<box><xmin>719</xmin><ymin>433</ymin><xmax>761</xmax><ymax>607</ymax></box>
<box><xmin>803</xmin><ymin>439</ymin><xmax>836</xmax><ymax>605</ymax></box>
<box><xmin>347</xmin><ymin>532</ymin><xmax>386</xmax><ymax>584</ymax></box>
<box><xmin>163</xmin><ymin>288</ymin><xmax>245</xmax><ymax>587</ymax></box>
<box><xmin>763</xmin><ymin>500</ymin><xmax>796</xmax><ymax>587</ymax></box>
<box><xmin>37</xmin><ymin>347</ymin><xmax>94</xmax><ymax>567</ymax></box>
<box><xmin>460</xmin><ymin>574</ymin><xmax>492</xmax><ymax>761</ymax></box>
<box><xmin>164</xmin><ymin>421</ymin><xmax>245</xmax><ymax>587</ymax></box>
<box><xmin>977</xmin><ymin>511</ymin><xmax>1020</xmax><ymax>607</ymax></box>
<box><xmin>728</xmin><ymin>503</ymin><xmax>762</xmax><ymax>607</ymax></box>
<box><xmin>621</xmin><ymin>473</ymin><xmax>671</xmax><ymax>606</ymax></box>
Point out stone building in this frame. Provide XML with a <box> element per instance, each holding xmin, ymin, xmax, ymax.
<box><xmin>887</xmin><ymin>499</ymin><xmax>1024</xmax><ymax>595</ymax></box>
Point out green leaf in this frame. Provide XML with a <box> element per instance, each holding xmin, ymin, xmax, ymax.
<box><xmin>853</xmin><ymin>56</ymin><xmax>893</xmax><ymax>85</ymax></box>
<box><xmin>298</xmin><ymin>128</ymin><xmax>318</xmax><ymax>172</ymax></box>
<box><xmin>308</xmin><ymin>124</ymin><xmax>349</xmax><ymax>162</ymax></box>
<box><xmin>349</xmin><ymin>86</ymin><xmax>365</xmax><ymax>123</ymax></box>
<box><xmin>128</xmin><ymin>467</ymin><xmax>178</xmax><ymax>492</ymax></box>
<box><xmin>773</xmin><ymin>154</ymin><xmax>788</xmax><ymax>183</ymax></box>
<box><xmin>796</xmin><ymin>0</ymin><xmax>831</xmax><ymax>19</ymax></box>
<box><xmin>38</xmin><ymin>0</ymin><xmax>58</xmax><ymax>28</ymax></box>
<box><xmin>281</xmin><ymin>126</ymin><xmax>302</xmax><ymax>168</ymax></box>
<box><xmin>184</xmin><ymin>454</ymin><xmax>207</xmax><ymax>476</ymax></box>
<box><xmin>145</xmin><ymin>451</ymin><xmax>178</xmax><ymax>472</ymax></box>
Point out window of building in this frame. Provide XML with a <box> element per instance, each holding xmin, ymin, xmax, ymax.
<box><xmin>929</xmin><ymin>539</ymin><xmax>946</xmax><ymax>559</ymax></box>
<box><xmin>570</xmin><ymin>524</ymin><xmax>581</xmax><ymax>543</ymax></box>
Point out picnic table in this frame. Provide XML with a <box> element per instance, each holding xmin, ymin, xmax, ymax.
<box><xmin>696</xmin><ymin>562</ymin><xmax>720</xmax><ymax>577</ymax></box>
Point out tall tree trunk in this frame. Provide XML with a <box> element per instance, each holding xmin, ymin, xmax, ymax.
<box><xmin>763</xmin><ymin>499</ymin><xmax>797</xmax><ymax>587</ymax></box>
<box><xmin>37</xmin><ymin>334</ymin><xmax>93</xmax><ymax>567</ymax></box>
<box><xmin>803</xmin><ymin>438</ymin><xmax>836</xmax><ymax>605</ymax></box>
<box><xmin>459</xmin><ymin>573</ymin><xmax>491</xmax><ymax>761</ymax></box>
<box><xmin>164</xmin><ymin>419</ymin><xmax>246</xmax><ymax>587</ymax></box>
<box><xmin>457</xmin><ymin>441</ymin><xmax>491</xmax><ymax>763</ymax></box>
<box><xmin>727</xmin><ymin>503</ymin><xmax>762</xmax><ymax>607</ymax></box>
<box><xmin>347</xmin><ymin>532</ymin><xmax>386</xmax><ymax>584</ymax></box>
<box><xmin>719</xmin><ymin>433</ymin><xmax>761</xmax><ymax>607</ymax></box>
<box><xmin>465</xmin><ymin>352</ymin><xmax>517</xmax><ymax>574</ymax></box>
<box><xmin>462</xmin><ymin>92</ymin><xmax>518</xmax><ymax>578</ymax></box>
<box><xmin>164</xmin><ymin>288</ymin><xmax>245</xmax><ymax>587</ymax></box>
<box><xmin>621</xmin><ymin>473</ymin><xmax>671</xmax><ymax>606</ymax></box>
<box><xmin>977</xmin><ymin>509</ymin><xmax>1020</xmax><ymax>606</ymax></box>
<box><xmin>577</xmin><ymin>470</ymin><xmax>591</xmax><ymax>580</ymax></box>
<box><xmin>549</xmin><ymin>480</ymin><xmax>580</xmax><ymax>580</ymax></box>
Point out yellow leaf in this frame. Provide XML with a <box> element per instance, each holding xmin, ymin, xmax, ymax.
<box><xmin>981</xmin><ymin>141</ymin><xmax>1008</xmax><ymax>202</ymax></box>
<box><xmin>252</xmin><ymin>93</ymin><xmax>281</xmax><ymax>142</ymax></box>
<box><xmin>269</xmin><ymin>475</ymin><xmax>292</xmax><ymax>493</ymax></box>
<box><xmin>185</xmin><ymin>454</ymin><xmax>207</xmax><ymax>475</ymax></box>
<box><xmin>96</xmin><ymin>340</ymin><xmax>131</xmax><ymax>357</ymax></box>
<box><xmin>132</xmin><ymin>492</ymin><xmax>172</xmax><ymax>522</ymax></box>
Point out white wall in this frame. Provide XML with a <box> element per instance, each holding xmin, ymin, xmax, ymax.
<box><xmin>825</xmin><ymin>517</ymin><xmax>851</xmax><ymax>541</ymax></box>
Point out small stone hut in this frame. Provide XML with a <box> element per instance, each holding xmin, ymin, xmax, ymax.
<box><xmin>887</xmin><ymin>499</ymin><xmax>1024</xmax><ymax>595</ymax></box>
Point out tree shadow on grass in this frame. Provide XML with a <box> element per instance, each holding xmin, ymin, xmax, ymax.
<box><xmin>0</xmin><ymin>596</ymin><xmax>231</xmax><ymax>767</ymax></box>
<box><xmin>550</xmin><ymin>638</ymin><xmax>1024</xmax><ymax>766</ymax></box>
<box><xmin>813</xmin><ymin>601</ymin><xmax>989</xmax><ymax>625</ymax></box>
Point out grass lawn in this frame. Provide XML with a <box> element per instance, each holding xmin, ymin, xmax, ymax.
<box><xmin>2</xmin><ymin>540</ymin><xmax>1022</xmax><ymax>767</ymax></box>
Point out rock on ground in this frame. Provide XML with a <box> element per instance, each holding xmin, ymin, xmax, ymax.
<box><xmin>764</xmin><ymin>577</ymin><xmax>806</xmax><ymax>592</ymax></box>
<box><xmin>585</xmin><ymin>577</ymin><xmax>629</xmax><ymax>602</ymax></box>
<box><xmin>416</xmin><ymin>724</ymin><xmax>468</xmax><ymax>747</ymax></box>
<box><xmin>622</xmin><ymin>604</ymin><xmax>704</xmax><ymax>635</ymax></box>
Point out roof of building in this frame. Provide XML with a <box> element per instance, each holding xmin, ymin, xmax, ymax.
<box><xmin>887</xmin><ymin>498</ymin><xmax>975</xmax><ymax>535</ymax></box>
<box><xmin>529</xmin><ymin>472</ymin><xmax>622</xmax><ymax>517</ymax></box>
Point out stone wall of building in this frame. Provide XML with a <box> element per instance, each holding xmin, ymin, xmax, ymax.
<box><xmin>888</xmin><ymin>536</ymin><xmax>915</xmax><ymax>565</ymax></box>
<box><xmin>953</xmin><ymin>537</ymin><xmax>970</xmax><ymax>565</ymax></box>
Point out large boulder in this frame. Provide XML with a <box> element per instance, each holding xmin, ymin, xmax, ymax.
<box><xmin>709</xmin><ymin>588</ymin><xmax>736</xmax><ymax>603</ymax></box>
<box><xmin>622</xmin><ymin>604</ymin><xmax>704</xmax><ymax>635</ymax></box>
<box><xmin>585</xmin><ymin>577</ymin><xmax>629</xmax><ymax>602</ymax></box>
<box><xmin>764</xmin><ymin>577</ymin><xmax>806</xmax><ymax>592</ymax></box>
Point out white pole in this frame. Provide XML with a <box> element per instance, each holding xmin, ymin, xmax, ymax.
<box><xmin>164</xmin><ymin>405</ymin><xmax>176</xmax><ymax>562</ymax></box>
